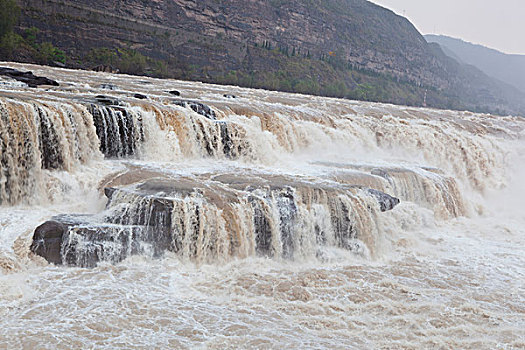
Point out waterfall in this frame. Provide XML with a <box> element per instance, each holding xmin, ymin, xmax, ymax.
<box><xmin>89</xmin><ymin>104</ymin><xmax>144</xmax><ymax>158</ymax></box>
<box><xmin>1</xmin><ymin>64</ymin><xmax>523</xmax><ymax>267</ymax></box>
<box><xmin>0</xmin><ymin>99</ymin><xmax>100</xmax><ymax>204</ymax></box>
<box><xmin>32</xmin><ymin>175</ymin><xmax>395</xmax><ymax>267</ymax></box>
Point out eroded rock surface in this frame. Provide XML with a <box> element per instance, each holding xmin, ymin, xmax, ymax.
<box><xmin>30</xmin><ymin>171</ymin><xmax>400</xmax><ymax>267</ymax></box>
<box><xmin>0</xmin><ymin>67</ymin><xmax>59</xmax><ymax>88</ymax></box>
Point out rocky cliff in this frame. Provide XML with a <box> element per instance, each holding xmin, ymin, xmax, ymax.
<box><xmin>9</xmin><ymin>0</ymin><xmax>525</xmax><ymax>115</ymax></box>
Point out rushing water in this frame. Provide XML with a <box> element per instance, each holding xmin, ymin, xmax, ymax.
<box><xmin>0</xmin><ymin>62</ymin><xmax>524</xmax><ymax>349</ymax></box>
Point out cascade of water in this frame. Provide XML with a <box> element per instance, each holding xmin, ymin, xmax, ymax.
<box><xmin>3</xmin><ymin>92</ymin><xmax>511</xmax><ymax>212</ymax></box>
<box><xmin>2</xmin><ymin>65</ymin><xmax>525</xmax><ymax>350</ymax></box>
<box><xmin>31</xmin><ymin>174</ymin><xmax>398</xmax><ymax>267</ymax></box>
<box><xmin>89</xmin><ymin>104</ymin><xmax>144</xmax><ymax>158</ymax></box>
<box><xmin>0</xmin><ymin>99</ymin><xmax>101</xmax><ymax>204</ymax></box>
<box><xmin>1</xmin><ymin>66</ymin><xmax>523</xmax><ymax>268</ymax></box>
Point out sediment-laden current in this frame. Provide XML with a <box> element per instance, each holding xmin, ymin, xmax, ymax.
<box><xmin>0</xmin><ymin>63</ymin><xmax>524</xmax><ymax>349</ymax></box>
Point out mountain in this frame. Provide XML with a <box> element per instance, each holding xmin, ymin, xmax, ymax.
<box><xmin>426</xmin><ymin>34</ymin><xmax>525</xmax><ymax>94</ymax></box>
<box><xmin>3</xmin><ymin>0</ymin><xmax>525</xmax><ymax>115</ymax></box>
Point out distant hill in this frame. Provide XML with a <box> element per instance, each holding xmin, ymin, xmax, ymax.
<box><xmin>426</xmin><ymin>34</ymin><xmax>525</xmax><ymax>94</ymax></box>
<box><xmin>2</xmin><ymin>0</ymin><xmax>525</xmax><ymax>115</ymax></box>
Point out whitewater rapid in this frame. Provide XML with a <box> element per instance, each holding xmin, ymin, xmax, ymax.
<box><xmin>0</xmin><ymin>62</ymin><xmax>524</xmax><ymax>349</ymax></box>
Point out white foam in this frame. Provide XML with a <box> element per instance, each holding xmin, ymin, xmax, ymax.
<box><xmin>0</xmin><ymin>62</ymin><xmax>524</xmax><ymax>349</ymax></box>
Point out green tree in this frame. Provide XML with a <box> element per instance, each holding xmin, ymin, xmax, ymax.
<box><xmin>0</xmin><ymin>0</ymin><xmax>20</xmax><ymax>39</ymax></box>
<box><xmin>0</xmin><ymin>32</ymin><xmax>23</xmax><ymax>57</ymax></box>
<box><xmin>117</xmin><ymin>49</ymin><xmax>147</xmax><ymax>74</ymax></box>
<box><xmin>24</xmin><ymin>27</ymin><xmax>39</xmax><ymax>46</ymax></box>
<box><xmin>36</xmin><ymin>42</ymin><xmax>66</xmax><ymax>64</ymax></box>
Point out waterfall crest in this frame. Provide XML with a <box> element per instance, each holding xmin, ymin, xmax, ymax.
<box><xmin>1</xmin><ymin>63</ymin><xmax>523</xmax><ymax>266</ymax></box>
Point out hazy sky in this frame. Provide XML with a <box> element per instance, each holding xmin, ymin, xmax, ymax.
<box><xmin>370</xmin><ymin>0</ymin><xmax>525</xmax><ymax>55</ymax></box>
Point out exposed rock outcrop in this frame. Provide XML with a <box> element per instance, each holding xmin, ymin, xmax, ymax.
<box><xmin>0</xmin><ymin>67</ymin><xmax>59</xmax><ymax>87</ymax></box>
<box><xmin>367</xmin><ymin>188</ymin><xmax>400</xmax><ymax>212</ymax></box>
<box><xmin>94</xmin><ymin>95</ymin><xmax>122</xmax><ymax>106</ymax></box>
<box><xmin>13</xmin><ymin>0</ymin><xmax>525</xmax><ymax>115</ymax></box>
<box><xmin>172</xmin><ymin>100</ymin><xmax>217</xmax><ymax>120</ymax></box>
<box><xmin>31</xmin><ymin>215</ymin><xmax>148</xmax><ymax>268</ymax></box>
<box><xmin>133</xmin><ymin>93</ymin><xmax>147</xmax><ymax>99</ymax></box>
<box><xmin>30</xmin><ymin>173</ymin><xmax>400</xmax><ymax>267</ymax></box>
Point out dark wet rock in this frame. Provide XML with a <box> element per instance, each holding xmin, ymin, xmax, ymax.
<box><xmin>104</xmin><ymin>187</ymin><xmax>174</xmax><ymax>230</ymax></box>
<box><xmin>31</xmin><ymin>176</ymin><xmax>399</xmax><ymax>267</ymax></box>
<box><xmin>218</xmin><ymin>121</ymin><xmax>234</xmax><ymax>158</ymax></box>
<box><xmin>223</xmin><ymin>94</ymin><xmax>236</xmax><ymax>98</ymax></box>
<box><xmin>248</xmin><ymin>195</ymin><xmax>274</xmax><ymax>256</ymax></box>
<box><xmin>328</xmin><ymin>193</ymin><xmax>359</xmax><ymax>250</ymax></box>
<box><xmin>31</xmin><ymin>220</ymin><xmax>67</xmax><ymax>265</ymax></box>
<box><xmin>30</xmin><ymin>214</ymin><xmax>148</xmax><ymax>268</ymax></box>
<box><xmin>189</xmin><ymin>119</ymin><xmax>237</xmax><ymax>157</ymax></box>
<box><xmin>94</xmin><ymin>95</ymin><xmax>122</xmax><ymax>106</ymax></box>
<box><xmin>34</xmin><ymin>105</ymin><xmax>64</xmax><ymax>170</ymax></box>
<box><xmin>172</xmin><ymin>100</ymin><xmax>217</xmax><ymax>120</ymax></box>
<box><xmin>99</xmin><ymin>83</ymin><xmax>118</xmax><ymax>90</ymax></box>
<box><xmin>61</xmin><ymin>224</ymin><xmax>146</xmax><ymax>268</ymax></box>
<box><xmin>31</xmin><ymin>184</ymin><xmax>175</xmax><ymax>267</ymax></box>
<box><xmin>246</xmin><ymin>187</ymin><xmax>297</xmax><ymax>258</ymax></box>
<box><xmin>133</xmin><ymin>93</ymin><xmax>147</xmax><ymax>99</ymax></box>
<box><xmin>88</xmin><ymin>104</ymin><xmax>143</xmax><ymax>158</ymax></box>
<box><xmin>367</xmin><ymin>188</ymin><xmax>400</xmax><ymax>212</ymax></box>
<box><xmin>274</xmin><ymin>188</ymin><xmax>297</xmax><ymax>258</ymax></box>
<box><xmin>0</xmin><ymin>67</ymin><xmax>59</xmax><ymax>88</ymax></box>
<box><xmin>168</xmin><ymin>90</ymin><xmax>180</xmax><ymax>96</ymax></box>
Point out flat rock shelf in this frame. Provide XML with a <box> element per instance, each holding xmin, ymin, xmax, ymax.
<box><xmin>31</xmin><ymin>172</ymin><xmax>400</xmax><ymax>267</ymax></box>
